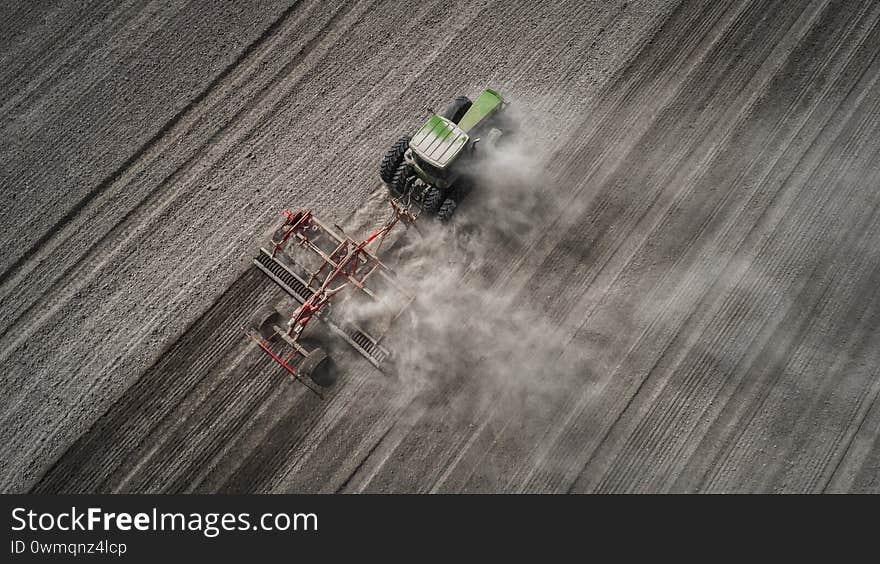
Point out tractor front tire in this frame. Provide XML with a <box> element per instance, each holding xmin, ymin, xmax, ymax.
<box><xmin>443</xmin><ymin>96</ymin><xmax>472</xmax><ymax>124</ymax></box>
<box><xmin>437</xmin><ymin>198</ymin><xmax>457</xmax><ymax>222</ymax></box>
<box><xmin>380</xmin><ymin>136</ymin><xmax>410</xmax><ymax>184</ymax></box>
<box><xmin>422</xmin><ymin>186</ymin><xmax>443</xmax><ymax>214</ymax></box>
<box><xmin>389</xmin><ymin>163</ymin><xmax>411</xmax><ymax>197</ymax></box>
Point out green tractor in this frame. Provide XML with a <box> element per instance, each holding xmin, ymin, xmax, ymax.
<box><xmin>379</xmin><ymin>89</ymin><xmax>511</xmax><ymax>221</ymax></box>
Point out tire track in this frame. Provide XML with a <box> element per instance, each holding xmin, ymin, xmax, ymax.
<box><xmin>288</xmin><ymin>0</ymin><xmax>657</xmax><ymax>493</ymax></box>
<box><xmin>0</xmin><ymin>0</ymin><xmax>378</xmax><ymax>490</ymax></box>
<box><xmin>604</xmin><ymin>138</ymin><xmax>880</xmax><ymax>493</ymax></box>
<box><xmin>0</xmin><ymin>1</ymin><xmax>137</xmax><ymax>109</ymax></box>
<box><xmin>516</xmin><ymin>0</ymin><xmax>856</xmax><ymax>493</ymax></box>
<box><xmin>769</xmin><ymin>233</ymin><xmax>880</xmax><ymax>493</ymax></box>
<box><xmin>22</xmin><ymin>0</ymin><xmax>880</xmax><ymax>494</ymax></box>
<box><xmin>825</xmin><ymin>370</ymin><xmax>880</xmax><ymax>492</ymax></box>
<box><xmin>487</xmin><ymin>0</ymin><xmax>748</xmax><ymax>292</ymax></box>
<box><xmin>32</xmin><ymin>269</ymin><xmax>276</xmax><ymax>492</ymax></box>
<box><xmin>0</xmin><ymin>1</ymin><xmax>284</xmax><ymax>277</ymax></box>
<box><xmin>685</xmin><ymin>88</ymin><xmax>880</xmax><ymax>492</ymax></box>
<box><xmin>567</xmin><ymin>1</ymin><xmax>880</xmax><ymax>493</ymax></box>
<box><xmin>326</xmin><ymin>0</ymin><xmax>724</xmax><ymax>494</ymax></box>
<box><xmin>454</xmin><ymin>0</ymin><xmax>824</xmax><ymax>487</ymax></box>
<box><xmin>0</xmin><ymin>0</ymin><xmax>314</xmax><ymax>321</ymax></box>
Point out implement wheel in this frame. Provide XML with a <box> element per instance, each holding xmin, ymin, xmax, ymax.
<box><xmin>300</xmin><ymin>347</ymin><xmax>335</xmax><ymax>387</ymax></box>
<box><xmin>250</xmin><ymin>305</ymin><xmax>284</xmax><ymax>340</ymax></box>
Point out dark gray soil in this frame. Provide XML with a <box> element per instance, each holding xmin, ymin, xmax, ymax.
<box><xmin>2</xmin><ymin>0</ymin><xmax>878</xmax><ymax>493</ymax></box>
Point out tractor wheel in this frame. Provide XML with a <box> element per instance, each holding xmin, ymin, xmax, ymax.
<box><xmin>437</xmin><ymin>198</ymin><xmax>457</xmax><ymax>222</ymax></box>
<box><xmin>389</xmin><ymin>163</ymin><xmax>411</xmax><ymax>197</ymax></box>
<box><xmin>380</xmin><ymin>136</ymin><xmax>410</xmax><ymax>184</ymax></box>
<box><xmin>442</xmin><ymin>95</ymin><xmax>472</xmax><ymax>124</ymax></box>
<box><xmin>422</xmin><ymin>186</ymin><xmax>442</xmax><ymax>214</ymax></box>
<box><xmin>300</xmin><ymin>347</ymin><xmax>335</xmax><ymax>387</ymax></box>
<box><xmin>486</xmin><ymin>127</ymin><xmax>504</xmax><ymax>150</ymax></box>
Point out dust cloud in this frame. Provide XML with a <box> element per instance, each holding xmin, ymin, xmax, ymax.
<box><xmin>345</xmin><ymin>118</ymin><xmax>596</xmax><ymax>417</ymax></box>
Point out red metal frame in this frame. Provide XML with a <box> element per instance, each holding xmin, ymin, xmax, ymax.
<box><xmin>271</xmin><ymin>209</ymin><xmax>310</xmax><ymax>258</ymax></box>
<box><xmin>283</xmin><ymin>200</ymin><xmax>413</xmax><ymax>337</ymax></box>
<box><xmin>250</xmin><ymin>200</ymin><xmax>416</xmax><ymax>392</ymax></box>
<box><xmin>245</xmin><ymin>331</ymin><xmax>323</xmax><ymax>398</ymax></box>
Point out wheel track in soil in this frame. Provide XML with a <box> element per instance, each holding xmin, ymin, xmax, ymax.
<box><xmin>325</xmin><ymin>0</ymin><xmax>730</xmax><ymax>494</ymax></box>
<box><xmin>410</xmin><ymin>0</ymin><xmax>752</xmax><ymax>490</ymax></box>
<box><xmin>0</xmin><ymin>0</ymin><xmax>398</xmax><ymax>490</ymax></box>
<box><xmin>277</xmin><ymin>0</ymin><xmax>666</xmax><ymax>494</ymax></box>
<box><xmin>578</xmin><ymin>17</ymin><xmax>880</xmax><ymax>493</ymax></box>
<box><xmin>32</xmin><ymin>269</ymin><xmax>277</xmax><ymax>492</ymax></box>
<box><xmin>444</xmin><ymin>0</ymin><xmax>880</xmax><ymax>492</ymax></box>
<box><xmin>486</xmin><ymin>0</ymin><xmax>747</xmax><ymax>293</ymax></box>
<box><xmin>609</xmin><ymin>97</ymin><xmax>880</xmax><ymax>492</ymax></box>
<box><xmin>672</xmin><ymin>70</ymin><xmax>880</xmax><ymax>494</ymax></box>
<box><xmin>428</xmin><ymin>0</ymin><xmax>825</xmax><ymax>493</ymax></box>
<box><xmin>15</xmin><ymin>0</ymin><xmax>880</xmax><ymax>492</ymax></box>
<box><xmin>694</xmin><ymin>134</ymin><xmax>880</xmax><ymax>493</ymax></box>
<box><xmin>509</xmin><ymin>5</ymin><xmax>854</xmax><ymax>492</ymax></box>
<box><xmin>664</xmin><ymin>28</ymin><xmax>880</xmax><ymax>492</ymax></box>
<box><xmin>324</xmin><ymin>0</ymin><xmax>832</xmax><ymax>494</ymax></box>
<box><xmin>104</xmin><ymin>280</ymin><xmax>293</xmax><ymax>493</ymax></box>
<box><xmin>0</xmin><ymin>0</ymin><xmax>189</xmax><ymax>171</ymax></box>
<box><xmin>825</xmin><ymin>358</ymin><xmax>880</xmax><ymax>492</ymax></box>
<box><xmin>764</xmin><ymin>223</ymin><xmax>880</xmax><ymax>493</ymax></box>
<box><xmin>27</xmin><ymin>0</ymin><xmax>556</xmax><ymax>494</ymax></box>
<box><xmin>0</xmin><ymin>0</ymin><xmax>278</xmax><ymax>276</ymax></box>
<box><xmin>197</xmin><ymin>0</ymin><xmax>632</xmax><ymax>494</ymax></box>
<box><xmin>524</xmin><ymin>0</ymin><xmax>818</xmax><ymax>331</ymax></box>
<box><xmin>0</xmin><ymin>0</ymin><xmax>323</xmax><ymax>338</ymax></box>
<box><xmin>524</xmin><ymin>0</ymin><xmax>880</xmax><ymax>494</ymax></box>
<box><xmin>600</xmin><ymin>113</ymin><xmax>880</xmax><ymax>493</ymax></box>
<box><xmin>0</xmin><ymin>0</ymin><xmax>137</xmax><ymax>111</ymax></box>
<box><xmin>634</xmin><ymin>3</ymin><xmax>880</xmax><ymax>494</ymax></box>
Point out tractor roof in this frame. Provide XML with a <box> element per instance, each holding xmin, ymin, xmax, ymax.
<box><xmin>410</xmin><ymin>114</ymin><xmax>469</xmax><ymax>169</ymax></box>
<box><xmin>457</xmin><ymin>88</ymin><xmax>504</xmax><ymax>132</ymax></box>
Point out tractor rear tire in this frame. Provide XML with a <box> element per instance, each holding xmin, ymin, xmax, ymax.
<box><xmin>437</xmin><ymin>198</ymin><xmax>457</xmax><ymax>222</ymax></box>
<box><xmin>389</xmin><ymin>163</ymin><xmax>411</xmax><ymax>197</ymax></box>
<box><xmin>442</xmin><ymin>96</ymin><xmax>472</xmax><ymax>124</ymax></box>
<box><xmin>380</xmin><ymin>136</ymin><xmax>410</xmax><ymax>184</ymax></box>
<box><xmin>422</xmin><ymin>186</ymin><xmax>442</xmax><ymax>214</ymax></box>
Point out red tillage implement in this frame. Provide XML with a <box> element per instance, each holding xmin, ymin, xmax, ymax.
<box><xmin>248</xmin><ymin>200</ymin><xmax>416</xmax><ymax>396</ymax></box>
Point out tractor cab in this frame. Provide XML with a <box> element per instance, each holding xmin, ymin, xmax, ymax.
<box><xmin>380</xmin><ymin>88</ymin><xmax>508</xmax><ymax>220</ymax></box>
<box><xmin>456</xmin><ymin>88</ymin><xmax>504</xmax><ymax>133</ymax></box>
<box><xmin>406</xmin><ymin>89</ymin><xmax>506</xmax><ymax>187</ymax></box>
<box><xmin>407</xmin><ymin>114</ymin><xmax>469</xmax><ymax>188</ymax></box>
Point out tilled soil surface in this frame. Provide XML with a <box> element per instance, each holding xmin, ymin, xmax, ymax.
<box><xmin>3</xmin><ymin>0</ymin><xmax>879</xmax><ymax>493</ymax></box>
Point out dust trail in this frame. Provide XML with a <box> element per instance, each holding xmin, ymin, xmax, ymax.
<box><xmin>344</xmin><ymin>120</ymin><xmax>597</xmax><ymax>420</ymax></box>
